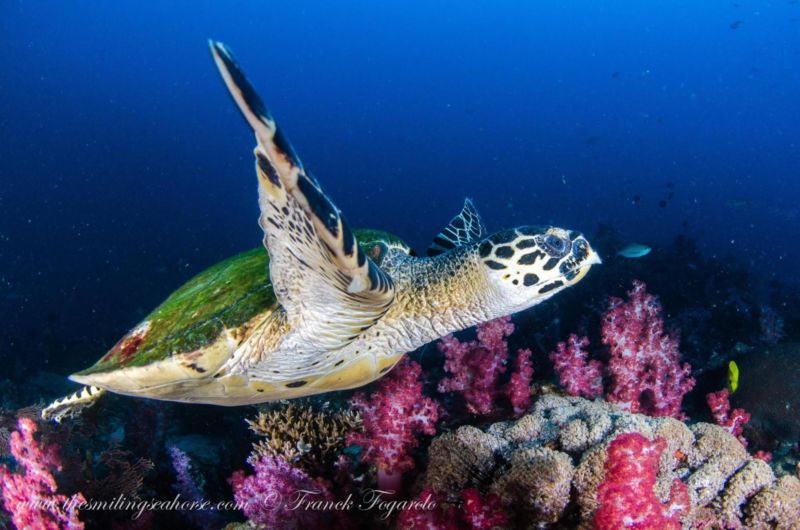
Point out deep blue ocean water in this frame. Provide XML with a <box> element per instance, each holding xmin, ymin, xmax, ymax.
<box><xmin>1</xmin><ymin>0</ymin><xmax>799</xmax><ymax>378</ymax></box>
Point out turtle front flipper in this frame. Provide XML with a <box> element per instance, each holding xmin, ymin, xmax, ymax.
<box><xmin>41</xmin><ymin>386</ymin><xmax>106</xmax><ymax>423</ymax></box>
<box><xmin>209</xmin><ymin>41</ymin><xmax>394</xmax><ymax>356</ymax></box>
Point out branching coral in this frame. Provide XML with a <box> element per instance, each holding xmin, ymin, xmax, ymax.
<box><xmin>421</xmin><ymin>394</ymin><xmax>798</xmax><ymax>529</ymax></box>
<box><xmin>247</xmin><ymin>402</ymin><xmax>362</xmax><ymax>473</ymax></box>
<box><xmin>0</xmin><ymin>417</ymin><xmax>86</xmax><ymax>530</ymax></box>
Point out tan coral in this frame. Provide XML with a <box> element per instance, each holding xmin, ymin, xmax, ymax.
<box><xmin>425</xmin><ymin>425</ymin><xmax>506</xmax><ymax>494</ymax></box>
<box><xmin>685</xmin><ymin>423</ymin><xmax>748</xmax><ymax>507</ymax></box>
<box><xmin>716</xmin><ymin>459</ymin><xmax>775</xmax><ymax>526</ymax></box>
<box><xmin>420</xmin><ymin>395</ymin><xmax>798</xmax><ymax>529</ymax></box>
<box><xmin>490</xmin><ymin>446</ymin><xmax>574</xmax><ymax>523</ymax></box>
<box><xmin>744</xmin><ymin>475</ymin><xmax>800</xmax><ymax>529</ymax></box>
<box><xmin>247</xmin><ymin>403</ymin><xmax>361</xmax><ymax>472</ymax></box>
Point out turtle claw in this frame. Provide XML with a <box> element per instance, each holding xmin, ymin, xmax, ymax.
<box><xmin>41</xmin><ymin>386</ymin><xmax>106</xmax><ymax>423</ymax></box>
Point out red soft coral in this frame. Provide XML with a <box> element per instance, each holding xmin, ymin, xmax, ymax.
<box><xmin>0</xmin><ymin>417</ymin><xmax>86</xmax><ymax>530</ymax></box>
<box><xmin>602</xmin><ymin>280</ymin><xmax>695</xmax><ymax>418</ymax></box>
<box><xmin>549</xmin><ymin>334</ymin><xmax>604</xmax><ymax>399</ymax></box>
<box><xmin>460</xmin><ymin>488</ymin><xmax>508</xmax><ymax>530</ymax></box>
<box><xmin>595</xmin><ymin>432</ymin><xmax>690</xmax><ymax>530</ymax></box>
<box><xmin>706</xmin><ymin>388</ymin><xmax>750</xmax><ymax>446</ymax></box>
<box><xmin>397</xmin><ymin>488</ymin><xmax>507</xmax><ymax>530</ymax></box>
<box><xmin>347</xmin><ymin>358</ymin><xmax>440</xmax><ymax>492</ymax></box>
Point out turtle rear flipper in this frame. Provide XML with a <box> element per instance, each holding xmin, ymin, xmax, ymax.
<box><xmin>210</xmin><ymin>41</ymin><xmax>394</xmax><ymax>356</ymax></box>
<box><xmin>42</xmin><ymin>386</ymin><xmax>106</xmax><ymax>423</ymax></box>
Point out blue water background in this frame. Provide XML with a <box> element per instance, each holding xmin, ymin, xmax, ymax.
<box><xmin>1</xmin><ymin>1</ymin><xmax>798</xmax><ymax>375</ymax></box>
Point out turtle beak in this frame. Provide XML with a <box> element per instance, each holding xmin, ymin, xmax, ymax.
<box><xmin>564</xmin><ymin>238</ymin><xmax>601</xmax><ymax>285</ymax></box>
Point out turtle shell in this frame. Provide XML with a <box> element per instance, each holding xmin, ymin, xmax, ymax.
<box><xmin>73</xmin><ymin>229</ymin><xmax>407</xmax><ymax>377</ymax></box>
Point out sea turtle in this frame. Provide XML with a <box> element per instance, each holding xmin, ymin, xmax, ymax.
<box><xmin>42</xmin><ymin>41</ymin><xmax>601</xmax><ymax>422</ymax></box>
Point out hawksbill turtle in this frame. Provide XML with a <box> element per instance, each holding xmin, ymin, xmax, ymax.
<box><xmin>42</xmin><ymin>41</ymin><xmax>601</xmax><ymax>422</ymax></box>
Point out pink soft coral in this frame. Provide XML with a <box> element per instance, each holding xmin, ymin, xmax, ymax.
<box><xmin>595</xmin><ymin>432</ymin><xmax>690</xmax><ymax>530</ymax></box>
<box><xmin>706</xmin><ymin>388</ymin><xmax>750</xmax><ymax>446</ymax></box>
<box><xmin>438</xmin><ymin>316</ymin><xmax>533</xmax><ymax>416</ymax></box>
<box><xmin>347</xmin><ymin>357</ymin><xmax>440</xmax><ymax>492</ymax></box>
<box><xmin>602</xmin><ymin>280</ymin><xmax>695</xmax><ymax>418</ymax></box>
<box><xmin>0</xmin><ymin>417</ymin><xmax>86</xmax><ymax>530</ymax></box>
<box><xmin>229</xmin><ymin>453</ymin><xmax>335</xmax><ymax>529</ymax></box>
<box><xmin>549</xmin><ymin>334</ymin><xmax>604</xmax><ymax>399</ymax></box>
<box><xmin>505</xmin><ymin>348</ymin><xmax>534</xmax><ymax>417</ymax></box>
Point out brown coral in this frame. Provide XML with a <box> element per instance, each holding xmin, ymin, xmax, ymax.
<box><xmin>422</xmin><ymin>395</ymin><xmax>800</xmax><ymax>529</ymax></box>
<box><xmin>247</xmin><ymin>402</ymin><xmax>362</xmax><ymax>473</ymax></box>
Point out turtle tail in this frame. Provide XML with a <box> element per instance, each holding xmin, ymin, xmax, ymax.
<box><xmin>41</xmin><ymin>385</ymin><xmax>106</xmax><ymax>423</ymax></box>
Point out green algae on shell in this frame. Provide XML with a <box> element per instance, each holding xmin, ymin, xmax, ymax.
<box><xmin>74</xmin><ymin>229</ymin><xmax>406</xmax><ymax>377</ymax></box>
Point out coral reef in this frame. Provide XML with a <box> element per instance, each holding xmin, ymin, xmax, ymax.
<box><xmin>505</xmin><ymin>348</ymin><xmax>534</xmax><ymax>417</ymax></box>
<box><xmin>169</xmin><ymin>446</ymin><xmax>221</xmax><ymax>529</ymax></box>
<box><xmin>706</xmin><ymin>388</ymin><xmax>750</xmax><ymax>446</ymax></box>
<box><xmin>0</xmin><ymin>417</ymin><xmax>86</xmax><ymax>530</ymax></box>
<box><xmin>396</xmin><ymin>487</ymin><xmax>508</xmax><ymax>530</ymax></box>
<box><xmin>602</xmin><ymin>280</ymin><xmax>695</xmax><ymax>418</ymax></box>
<box><xmin>346</xmin><ymin>357</ymin><xmax>440</xmax><ymax>491</ymax></box>
<box><xmin>246</xmin><ymin>403</ymin><xmax>362</xmax><ymax>474</ymax></box>
<box><xmin>594</xmin><ymin>432</ymin><xmax>689</xmax><ymax>529</ymax></box>
<box><xmin>549</xmin><ymin>334</ymin><xmax>603</xmax><ymax>399</ymax></box>
<box><xmin>228</xmin><ymin>453</ymin><xmax>338</xmax><ymax>530</ymax></box>
<box><xmin>422</xmin><ymin>394</ymin><xmax>800</xmax><ymax>529</ymax></box>
<box><xmin>437</xmin><ymin>316</ymin><xmax>533</xmax><ymax>416</ymax></box>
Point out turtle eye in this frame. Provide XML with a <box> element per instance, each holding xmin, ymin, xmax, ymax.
<box><xmin>543</xmin><ymin>235</ymin><xmax>570</xmax><ymax>257</ymax></box>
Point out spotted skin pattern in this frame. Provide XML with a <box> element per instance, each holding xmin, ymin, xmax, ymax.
<box><xmin>477</xmin><ymin>227</ymin><xmax>598</xmax><ymax>307</ymax></box>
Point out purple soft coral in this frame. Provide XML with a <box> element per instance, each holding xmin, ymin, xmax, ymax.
<box><xmin>169</xmin><ymin>445</ymin><xmax>221</xmax><ymax>529</ymax></box>
<box><xmin>229</xmin><ymin>453</ymin><xmax>336</xmax><ymax>529</ymax></box>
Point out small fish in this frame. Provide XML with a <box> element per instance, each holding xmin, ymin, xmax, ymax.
<box><xmin>730</xmin><ymin>20</ymin><xmax>744</xmax><ymax>29</ymax></box>
<box><xmin>617</xmin><ymin>244</ymin><xmax>652</xmax><ymax>258</ymax></box>
<box><xmin>728</xmin><ymin>360</ymin><xmax>740</xmax><ymax>393</ymax></box>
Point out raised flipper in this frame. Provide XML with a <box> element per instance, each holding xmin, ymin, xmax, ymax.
<box><xmin>209</xmin><ymin>41</ymin><xmax>394</xmax><ymax>355</ymax></box>
<box><xmin>427</xmin><ymin>198</ymin><xmax>487</xmax><ymax>256</ymax></box>
<box><xmin>41</xmin><ymin>386</ymin><xmax>106</xmax><ymax>423</ymax></box>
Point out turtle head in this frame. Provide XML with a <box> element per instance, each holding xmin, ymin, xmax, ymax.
<box><xmin>478</xmin><ymin>226</ymin><xmax>601</xmax><ymax>313</ymax></box>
